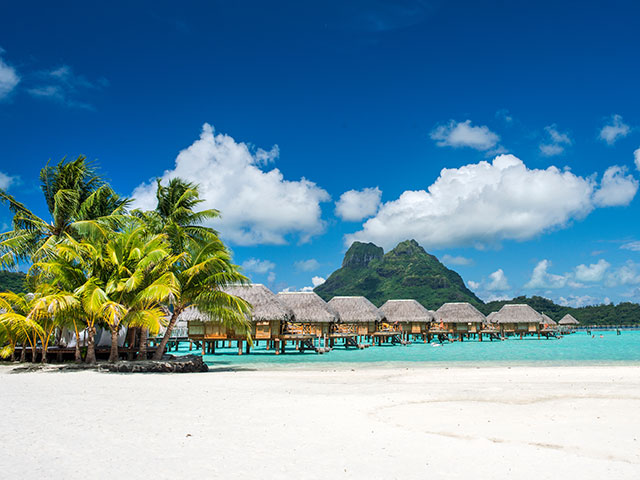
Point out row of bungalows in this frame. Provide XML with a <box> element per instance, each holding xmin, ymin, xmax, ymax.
<box><xmin>184</xmin><ymin>284</ymin><xmax>570</xmax><ymax>355</ymax></box>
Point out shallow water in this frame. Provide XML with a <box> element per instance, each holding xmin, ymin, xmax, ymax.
<box><xmin>174</xmin><ymin>330</ymin><xmax>640</xmax><ymax>369</ymax></box>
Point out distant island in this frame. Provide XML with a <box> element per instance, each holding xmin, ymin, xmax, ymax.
<box><xmin>315</xmin><ymin>239</ymin><xmax>640</xmax><ymax>326</ymax></box>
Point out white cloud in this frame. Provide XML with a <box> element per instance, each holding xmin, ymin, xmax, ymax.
<box><xmin>300</xmin><ymin>286</ymin><xmax>314</xmax><ymax>292</ymax></box>
<box><xmin>267</xmin><ymin>272</ymin><xmax>276</xmax><ymax>284</ymax></box>
<box><xmin>604</xmin><ymin>261</ymin><xmax>640</xmax><ymax>287</ymax></box>
<box><xmin>486</xmin><ymin>269</ymin><xmax>510</xmax><ymax>291</ymax></box>
<box><xmin>634</xmin><ymin>148</ymin><xmax>640</xmax><ymax>171</ymax></box>
<box><xmin>574</xmin><ymin>259</ymin><xmax>610</xmax><ymax>282</ymax></box>
<box><xmin>558</xmin><ymin>295</ymin><xmax>598</xmax><ymax>308</ymax></box>
<box><xmin>593</xmin><ymin>166</ymin><xmax>638</xmax><ymax>207</ymax></box>
<box><xmin>131</xmin><ymin>124</ymin><xmax>330</xmax><ymax>245</ymax></box>
<box><xmin>27</xmin><ymin>64</ymin><xmax>107</xmax><ymax>109</ymax></box>
<box><xmin>495</xmin><ymin>109</ymin><xmax>513</xmax><ymax>124</ymax></box>
<box><xmin>525</xmin><ymin>260</ymin><xmax>568</xmax><ymax>289</ymax></box>
<box><xmin>312</xmin><ymin>276</ymin><xmax>325</xmax><ymax>287</ymax></box>
<box><xmin>241</xmin><ymin>258</ymin><xmax>275</xmax><ymax>274</ymax></box>
<box><xmin>294</xmin><ymin>259</ymin><xmax>320</xmax><ymax>272</ymax></box>
<box><xmin>346</xmin><ymin>154</ymin><xmax>614</xmax><ymax>250</ymax></box>
<box><xmin>335</xmin><ymin>187</ymin><xmax>382</xmax><ymax>222</ymax></box>
<box><xmin>0</xmin><ymin>49</ymin><xmax>20</xmax><ymax>99</ymax></box>
<box><xmin>430</xmin><ymin>120</ymin><xmax>500</xmax><ymax>151</ymax></box>
<box><xmin>468</xmin><ymin>280</ymin><xmax>481</xmax><ymax>290</ymax></box>
<box><xmin>0</xmin><ymin>171</ymin><xmax>17</xmax><ymax>190</ymax></box>
<box><xmin>442</xmin><ymin>254</ymin><xmax>474</xmax><ymax>266</ymax></box>
<box><xmin>599</xmin><ymin>114</ymin><xmax>630</xmax><ymax>145</ymax></box>
<box><xmin>621</xmin><ymin>241</ymin><xmax>640</xmax><ymax>252</ymax></box>
<box><xmin>539</xmin><ymin>125</ymin><xmax>572</xmax><ymax>157</ymax></box>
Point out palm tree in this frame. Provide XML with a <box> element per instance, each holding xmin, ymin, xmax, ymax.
<box><xmin>0</xmin><ymin>292</ymin><xmax>46</xmax><ymax>362</ymax></box>
<box><xmin>0</xmin><ymin>156</ymin><xmax>128</xmax><ymax>268</ymax></box>
<box><xmin>152</xmin><ymin>238</ymin><xmax>252</xmax><ymax>360</ymax></box>
<box><xmin>132</xmin><ymin>178</ymin><xmax>252</xmax><ymax>360</ymax></box>
<box><xmin>34</xmin><ymin>225</ymin><xmax>180</xmax><ymax>363</ymax></box>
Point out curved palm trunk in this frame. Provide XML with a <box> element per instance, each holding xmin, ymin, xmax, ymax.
<box><xmin>137</xmin><ymin>328</ymin><xmax>148</xmax><ymax>360</ymax></box>
<box><xmin>108</xmin><ymin>326</ymin><xmax>119</xmax><ymax>363</ymax></box>
<box><xmin>19</xmin><ymin>343</ymin><xmax>25</xmax><ymax>362</ymax></box>
<box><xmin>72</xmin><ymin>322</ymin><xmax>82</xmax><ymax>363</ymax></box>
<box><xmin>85</xmin><ymin>326</ymin><xmax>97</xmax><ymax>364</ymax></box>
<box><xmin>152</xmin><ymin>308</ymin><xmax>181</xmax><ymax>361</ymax></box>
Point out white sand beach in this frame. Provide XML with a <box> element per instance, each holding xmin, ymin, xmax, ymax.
<box><xmin>1</xmin><ymin>364</ymin><xmax>639</xmax><ymax>479</ymax></box>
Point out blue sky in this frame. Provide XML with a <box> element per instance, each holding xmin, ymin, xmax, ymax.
<box><xmin>1</xmin><ymin>0</ymin><xmax>640</xmax><ymax>306</ymax></box>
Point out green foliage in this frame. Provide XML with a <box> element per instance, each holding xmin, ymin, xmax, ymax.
<box><xmin>315</xmin><ymin>239</ymin><xmax>483</xmax><ymax>309</ymax></box>
<box><xmin>0</xmin><ymin>270</ymin><xmax>27</xmax><ymax>293</ymax></box>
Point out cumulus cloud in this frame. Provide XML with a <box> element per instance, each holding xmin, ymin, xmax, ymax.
<box><xmin>539</xmin><ymin>125</ymin><xmax>572</xmax><ymax>157</ymax></box>
<box><xmin>599</xmin><ymin>114</ymin><xmax>630</xmax><ymax>145</ymax></box>
<box><xmin>525</xmin><ymin>260</ymin><xmax>568</xmax><ymax>289</ymax></box>
<box><xmin>558</xmin><ymin>295</ymin><xmax>599</xmax><ymax>308</ymax></box>
<box><xmin>294</xmin><ymin>259</ymin><xmax>320</xmax><ymax>272</ymax></box>
<box><xmin>267</xmin><ymin>271</ymin><xmax>276</xmax><ymax>284</ymax></box>
<box><xmin>0</xmin><ymin>48</ymin><xmax>20</xmax><ymax>100</ymax></box>
<box><xmin>131</xmin><ymin>124</ymin><xmax>330</xmax><ymax>245</ymax></box>
<box><xmin>621</xmin><ymin>241</ymin><xmax>640</xmax><ymax>252</ymax></box>
<box><xmin>430</xmin><ymin>120</ymin><xmax>500</xmax><ymax>151</ymax></box>
<box><xmin>634</xmin><ymin>148</ymin><xmax>640</xmax><ymax>171</ymax></box>
<box><xmin>335</xmin><ymin>187</ymin><xmax>382</xmax><ymax>221</ymax></box>
<box><xmin>299</xmin><ymin>277</ymin><xmax>325</xmax><ymax>292</ymax></box>
<box><xmin>486</xmin><ymin>269</ymin><xmax>510</xmax><ymax>291</ymax></box>
<box><xmin>27</xmin><ymin>64</ymin><xmax>107</xmax><ymax>109</ymax></box>
<box><xmin>592</xmin><ymin>166</ymin><xmax>638</xmax><ymax>207</ymax></box>
<box><xmin>604</xmin><ymin>261</ymin><xmax>640</xmax><ymax>287</ymax></box>
<box><xmin>241</xmin><ymin>258</ymin><xmax>275</xmax><ymax>274</ymax></box>
<box><xmin>0</xmin><ymin>171</ymin><xmax>17</xmax><ymax>190</ymax></box>
<box><xmin>346</xmin><ymin>154</ymin><xmax>634</xmax><ymax>250</ymax></box>
<box><xmin>442</xmin><ymin>254</ymin><xmax>474</xmax><ymax>266</ymax></box>
<box><xmin>574</xmin><ymin>259</ymin><xmax>610</xmax><ymax>282</ymax></box>
<box><xmin>468</xmin><ymin>280</ymin><xmax>480</xmax><ymax>290</ymax></box>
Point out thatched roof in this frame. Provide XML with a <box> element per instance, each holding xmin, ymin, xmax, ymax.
<box><xmin>487</xmin><ymin>312</ymin><xmax>498</xmax><ymax>323</ymax></box>
<box><xmin>493</xmin><ymin>304</ymin><xmax>542</xmax><ymax>324</ymax></box>
<box><xmin>559</xmin><ymin>314</ymin><xmax>579</xmax><ymax>325</ymax></box>
<box><xmin>541</xmin><ymin>313</ymin><xmax>557</xmax><ymax>326</ymax></box>
<box><xmin>435</xmin><ymin>302</ymin><xmax>486</xmax><ymax>324</ymax></box>
<box><xmin>328</xmin><ymin>296</ymin><xmax>384</xmax><ymax>323</ymax></box>
<box><xmin>223</xmin><ymin>284</ymin><xmax>293</xmax><ymax>321</ymax></box>
<box><xmin>379</xmin><ymin>299</ymin><xmax>433</xmax><ymax>323</ymax></box>
<box><xmin>276</xmin><ymin>291</ymin><xmax>339</xmax><ymax>323</ymax></box>
<box><xmin>177</xmin><ymin>284</ymin><xmax>293</xmax><ymax>323</ymax></box>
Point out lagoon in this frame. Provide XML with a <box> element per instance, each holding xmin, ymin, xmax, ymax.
<box><xmin>175</xmin><ymin>330</ymin><xmax>640</xmax><ymax>368</ymax></box>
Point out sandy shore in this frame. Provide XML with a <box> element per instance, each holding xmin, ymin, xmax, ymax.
<box><xmin>1</xmin><ymin>364</ymin><xmax>639</xmax><ymax>479</ymax></box>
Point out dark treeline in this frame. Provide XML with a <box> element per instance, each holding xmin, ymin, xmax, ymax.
<box><xmin>0</xmin><ymin>271</ymin><xmax>27</xmax><ymax>293</ymax></box>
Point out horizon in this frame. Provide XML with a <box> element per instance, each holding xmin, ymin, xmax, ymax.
<box><xmin>2</xmin><ymin>0</ymin><xmax>640</xmax><ymax>307</ymax></box>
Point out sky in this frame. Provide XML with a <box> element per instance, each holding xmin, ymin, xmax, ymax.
<box><xmin>1</xmin><ymin>0</ymin><xmax>640</xmax><ymax>307</ymax></box>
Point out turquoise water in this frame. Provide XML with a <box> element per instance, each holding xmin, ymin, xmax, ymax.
<box><xmin>175</xmin><ymin>330</ymin><xmax>640</xmax><ymax>369</ymax></box>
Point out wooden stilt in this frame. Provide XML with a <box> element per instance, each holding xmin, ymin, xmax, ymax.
<box><xmin>238</xmin><ymin>340</ymin><xmax>243</xmax><ymax>355</ymax></box>
<box><xmin>245</xmin><ymin>342</ymin><xmax>250</xmax><ymax>354</ymax></box>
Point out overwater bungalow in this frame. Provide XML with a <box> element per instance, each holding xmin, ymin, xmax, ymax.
<box><xmin>185</xmin><ymin>284</ymin><xmax>293</xmax><ymax>355</ymax></box>
<box><xmin>493</xmin><ymin>304</ymin><xmax>542</xmax><ymax>337</ymax></box>
<box><xmin>558</xmin><ymin>314</ymin><xmax>579</xmax><ymax>332</ymax></box>
<box><xmin>487</xmin><ymin>312</ymin><xmax>497</xmax><ymax>324</ymax></box>
<box><xmin>327</xmin><ymin>296</ymin><xmax>384</xmax><ymax>346</ymax></box>
<box><xmin>276</xmin><ymin>291</ymin><xmax>339</xmax><ymax>352</ymax></box>
<box><xmin>379</xmin><ymin>299</ymin><xmax>433</xmax><ymax>343</ymax></box>
<box><xmin>434</xmin><ymin>302</ymin><xmax>486</xmax><ymax>341</ymax></box>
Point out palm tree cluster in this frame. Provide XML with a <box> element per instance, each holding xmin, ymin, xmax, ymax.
<box><xmin>0</xmin><ymin>157</ymin><xmax>251</xmax><ymax>364</ymax></box>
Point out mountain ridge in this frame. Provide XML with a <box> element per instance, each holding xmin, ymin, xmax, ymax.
<box><xmin>314</xmin><ymin>239</ymin><xmax>483</xmax><ymax>309</ymax></box>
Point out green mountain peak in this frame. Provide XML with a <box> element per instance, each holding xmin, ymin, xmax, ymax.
<box><xmin>315</xmin><ymin>239</ymin><xmax>482</xmax><ymax>309</ymax></box>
